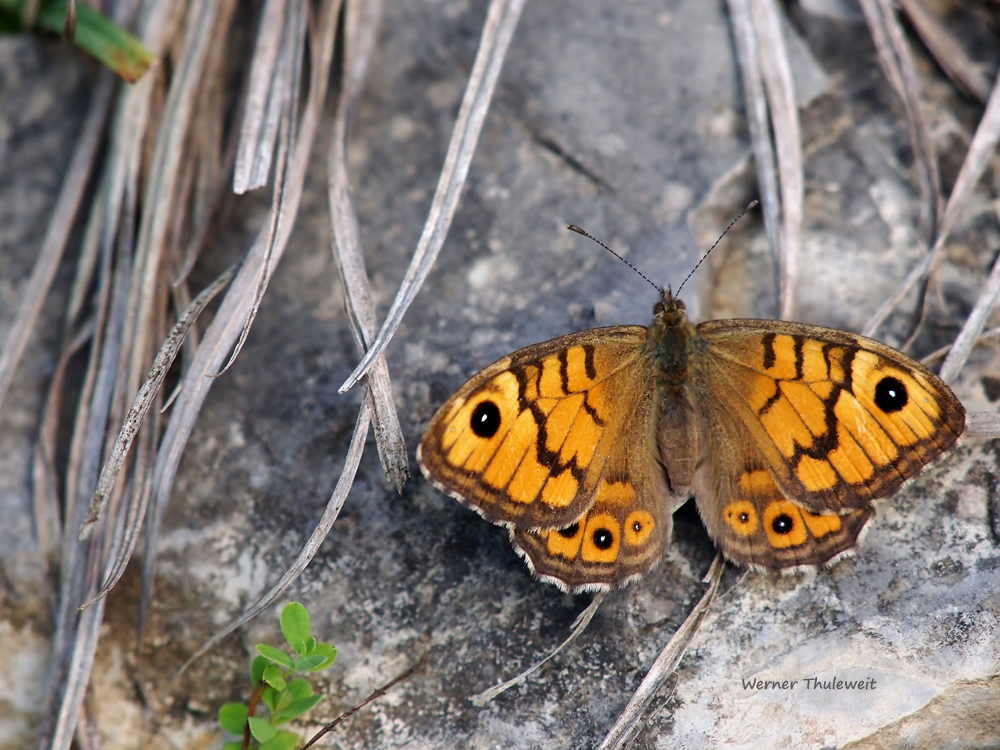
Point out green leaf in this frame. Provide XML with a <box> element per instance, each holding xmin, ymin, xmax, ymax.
<box><xmin>218</xmin><ymin>703</ymin><xmax>249</xmax><ymax>735</ymax></box>
<box><xmin>0</xmin><ymin>0</ymin><xmax>154</xmax><ymax>81</ymax></box>
<box><xmin>251</xmin><ymin>655</ymin><xmax>269</xmax><ymax>684</ymax></box>
<box><xmin>273</xmin><ymin>694</ymin><xmax>323</xmax><ymax>723</ymax></box>
<box><xmin>286</xmin><ymin>678</ymin><xmax>313</xmax><ymax>701</ymax></box>
<box><xmin>259</xmin><ymin>729</ymin><xmax>300</xmax><ymax>750</ymax></box>
<box><xmin>261</xmin><ymin>686</ymin><xmax>277</xmax><ymax>714</ymax></box>
<box><xmin>273</xmin><ymin>688</ymin><xmax>294</xmax><ymax>715</ymax></box>
<box><xmin>294</xmin><ymin>654</ymin><xmax>327</xmax><ymax>672</ymax></box>
<box><xmin>222</xmin><ymin>742</ymin><xmax>244</xmax><ymax>750</ymax></box>
<box><xmin>309</xmin><ymin>643</ymin><xmax>337</xmax><ymax>671</ymax></box>
<box><xmin>280</xmin><ymin>602</ymin><xmax>310</xmax><ymax>654</ymax></box>
<box><xmin>257</xmin><ymin>643</ymin><xmax>294</xmax><ymax>669</ymax></box>
<box><xmin>248</xmin><ymin>716</ymin><xmax>277</xmax><ymax>743</ymax></box>
<box><xmin>262</xmin><ymin>664</ymin><xmax>287</xmax><ymax>691</ymax></box>
<box><xmin>305</xmin><ymin>635</ymin><xmax>317</xmax><ymax>654</ymax></box>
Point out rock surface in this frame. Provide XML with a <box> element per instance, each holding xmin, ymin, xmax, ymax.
<box><xmin>1</xmin><ymin>1</ymin><xmax>999</xmax><ymax>749</ymax></box>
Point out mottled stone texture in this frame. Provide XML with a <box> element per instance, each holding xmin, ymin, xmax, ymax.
<box><xmin>1</xmin><ymin>1</ymin><xmax>998</xmax><ymax>748</ymax></box>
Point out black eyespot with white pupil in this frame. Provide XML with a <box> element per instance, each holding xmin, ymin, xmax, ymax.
<box><xmin>874</xmin><ymin>376</ymin><xmax>908</xmax><ymax>413</ymax></box>
<box><xmin>593</xmin><ymin>528</ymin><xmax>614</xmax><ymax>550</ymax></box>
<box><xmin>470</xmin><ymin>401</ymin><xmax>502</xmax><ymax>438</ymax></box>
<box><xmin>632</xmin><ymin>520</ymin><xmax>643</xmax><ymax>533</ymax></box>
<box><xmin>772</xmin><ymin>514</ymin><xmax>795</xmax><ymax>535</ymax></box>
<box><xmin>739</xmin><ymin>512</ymin><xmax>750</xmax><ymax>524</ymax></box>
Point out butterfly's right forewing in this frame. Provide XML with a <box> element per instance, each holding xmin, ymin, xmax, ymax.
<box><xmin>693</xmin><ymin>320</ymin><xmax>966</xmax><ymax>514</ymax></box>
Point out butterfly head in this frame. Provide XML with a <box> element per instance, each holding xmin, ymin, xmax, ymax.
<box><xmin>652</xmin><ymin>286</ymin><xmax>686</xmax><ymax>324</ymax></box>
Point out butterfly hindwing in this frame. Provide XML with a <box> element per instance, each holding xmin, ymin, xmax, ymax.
<box><xmin>693</xmin><ymin>443</ymin><xmax>874</xmax><ymax>570</ymax></box>
<box><xmin>511</xmin><ymin>465</ymin><xmax>675</xmax><ymax>591</ymax></box>
<box><xmin>509</xmin><ymin>377</ymin><xmax>697</xmax><ymax>591</ymax></box>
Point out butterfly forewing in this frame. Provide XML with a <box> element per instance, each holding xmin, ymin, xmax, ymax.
<box><xmin>418</xmin><ymin>326</ymin><xmax>659</xmax><ymax>533</ymax></box>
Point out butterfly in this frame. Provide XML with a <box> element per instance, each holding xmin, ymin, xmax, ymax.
<box><xmin>417</xmin><ymin>253</ymin><xmax>967</xmax><ymax>592</ymax></box>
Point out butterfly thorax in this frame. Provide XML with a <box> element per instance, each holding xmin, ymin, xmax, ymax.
<box><xmin>644</xmin><ymin>292</ymin><xmax>697</xmax><ymax>388</ymax></box>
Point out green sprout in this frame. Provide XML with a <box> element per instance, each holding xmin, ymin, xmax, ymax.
<box><xmin>218</xmin><ymin>602</ymin><xmax>337</xmax><ymax>750</ymax></box>
<box><xmin>0</xmin><ymin>0</ymin><xmax>154</xmax><ymax>82</ymax></box>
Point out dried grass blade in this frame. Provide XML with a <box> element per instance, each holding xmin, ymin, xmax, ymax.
<box><xmin>863</xmin><ymin>71</ymin><xmax>1000</xmax><ymax>337</ymax></box>
<box><xmin>471</xmin><ymin>591</ymin><xmax>607</xmax><ymax>706</ymax></box>
<box><xmin>128</xmin><ymin>0</ymin><xmax>238</xmax><ymax>403</ymax></box>
<box><xmin>858</xmin><ymin>0</ymin><xmax>940</xmax><ymax>244</ymax></box>
<box><xmin>328</xmin><ymin>0</ymin><xmax>408</xmax><ymax>490</ymax></box>
<box><xmin>215</xmin><ymin>0</ymin><xmax>307</xmax><ymax>377</ymax></box>
<box><xmin>921</xmin><ymin>326</ymin><xmax>1000</xmax><ymax>365</ymax></box>
<box><xmin>0</xmin><ymin>72</ymin><xmax>112</xmax><ymax>416</ymax></box>
<box><xmin>66</xmin><ymin>39</ymin><xmax>158</xmax><ymax>338</ymax></box>
<box><xmin>139</xmin><ymin>230</ymin><xmax>270</xmax><ymax>646</ymax></box>
<box><xmin>338</xmin><ymin>0</ymin><xmax>528</xmax><ymax>394</ymax></box>
<box><xmin>749</xmin><ymin>0</ymin><xmax>802</xmax><ymax>320</ymax></box>
<box><xmin>862</xmin><ymin>252</ymin><xmax>930</xmax><ymax>338</ymax></box>
<box><xmin>138</xmin><ymin>0</ymin><xmax>342</xmax><ymax>645</ymax></box>
<box><xmin>59</xmin><ymin>217</ymin><xmax>115</xmax><ymax>598</ymax></box>
<box><xmin>65</xmin><ymin>173</ymin><xmax>106</xmax><ymax>330</ymax></box>
<box><xmin>936</xmin><ymin>73</ymin><xmax>1000</xmax><ymax>247</ymax></box>
<box><xmin>727</xmin><ymin>0</ymin><xmax>781</xmax><ymax>297</ymax></box>
<box><xmin>39</xmin><ymin>210</ymin><xmax>135</xmax><ymax>750</ymax></box>
<box><xmin>598</xmin><ymin>553</ymin><xmax>726</xmax><ymax>750</ymax></box>
<box><xmin>78</xmin><ymin>446</ymin><xmax>153</xmax><ymax>611</ymax></box>
<box><xmin>44</xmin><ymin>552</ymin><xmax>107</xmax><ymax>750</ymax></box>
<box><xmin>176</xmin><ymin>399</ymin><xmax>371</xmax><ymax>676</ymax></box>
<box><xmin>938</xmin><ymin>250</ymin><xmax>1000</xmax><ymax>384</ymax></box>
<box><xmin>898</xmin><ymin>0</ymin><xmax>992</xmax><ymax>104</ymax></box>
<box><xmin>967</xmin><ymin>412</ymin><xmax>1000</xmax><ymax>439</ymax></box>
<box><xmin>34</xmin><ymin>3</ymin><xmax>165</xmax><ymax>735</ymax></box>
<box><xmin>53</xmin><ymin>450</ymin><xmax>132</xmax><ymax>750</ymax></box>
<box><xmin>32</xmin><ymin>319</ymin><xmax>96</xmax><ymax>564</ymax></box>
<box><xmin>233</xmin><ymin>0</ymin><xmax>292</xmax><ymax>193</ymax></box>
<box><xmin>174</xmin><ymin>35</ymin><xmax>242</xmax><ymax>286</ymax></box>
<box><xmin>76</xmin><ymin>262</ymin><xmax>237</xmax><ymax>544</ymax></box>
<box><xmin>190</xmin><ymin>38</ymin><xmax>225</xmax><ymax>234</ymax></box>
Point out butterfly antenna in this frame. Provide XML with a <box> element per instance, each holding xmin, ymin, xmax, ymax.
<box><xmin>675</xmin><ymin>200</ymin><xmax>758</xmax><ymax>297</ymax></box>
<box><xmin>567</xmin><ymin>225</ymin><xmax>662</xmax><ymax>296</ymax></box>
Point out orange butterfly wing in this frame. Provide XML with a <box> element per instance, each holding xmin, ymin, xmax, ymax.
<box><xmin>419</xmin><ymin>327</ymin><xmax>650</xmax><ymax>529</ymax></box>
<box><xmin>685</xmin><ymin>320</ymin><xmax>963</xmax><ymax>569</ymax></box>
<box><xmin>693</xmin><ymin>320</ymin><xmax>966</xmax><ymax>513</ymax></box>
<box><xmin>418</xmin><ymin>327</ymin><xmax>689</xmax><ymax>590</ymax></box>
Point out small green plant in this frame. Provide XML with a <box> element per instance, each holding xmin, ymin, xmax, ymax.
<box><xmin>0</xmin><ymin>0</ymin><xmax>154</xmax><ymax>82</ymax></box>
<box><xmin>218</xmin><ymin>602</ymin><xmax>338</xmax><ymax>750</ymax></box>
